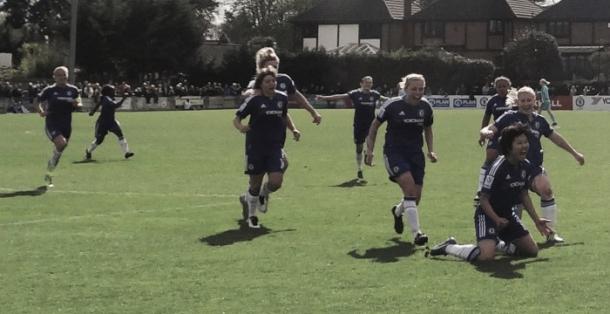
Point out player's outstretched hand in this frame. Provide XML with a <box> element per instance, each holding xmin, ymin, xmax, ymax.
<box><xmin>292</xmin><ymin>129</ymin><xmax>301</xmax><ymax>141</ymax></box>
<box><xmin>427</xmin><ymin>152</ymin><xmax>438</xmax><ymax>163</ymax></box>
<box><xmin>364</xmin><ymin>152</ymin><xmax>374</xmax><ymax>166</ymax></box>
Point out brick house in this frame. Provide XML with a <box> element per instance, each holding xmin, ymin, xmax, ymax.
<box><xmin>292</xmin><ymin>0</ymin><xmax>610</xmax><ymax>67</ymax></box>
<box><xmin>534</xmin><ymin>0</ymin><xmax>610</xmax><ymax>79</ymax></box>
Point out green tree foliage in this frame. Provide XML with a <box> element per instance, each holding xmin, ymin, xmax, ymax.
<box><xmin>222</xmin><ymin>0</ymin><xmax>320</xmax><ymax>49</ymax></box>
<box><xmin>590</xmin><ymin>49</ymin><xmax>610</xmax><ymax>82</ymax></box>
<box><xmin>502</xmin><ymin>31</ymin><xmax>564</xmax><ymax>82</ymax></box>
<box><xmin>1</xmin><ymin>0</ymin><xmax>217</xmax><ymax>78</ymax></box>
<box><xmin>17</xmin><ymin>42</ymin><xmax>65</xmax><ymax>77</ymax></box>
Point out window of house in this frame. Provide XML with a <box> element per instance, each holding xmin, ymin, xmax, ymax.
<box><xmin>488</xmin><ymin>20</ymin><xmax>504</xmax><ymax>34</ymax></box>
<box><xmin>302</xmin><ymin>24</ymin><xmax>318</xmax><ymax>38</ymax></box>
<box><xmin>359</xmin><ymin>23</ymin><xmax>381</xmax><ymax>38</ymax></box>
<box><xmin>423</xmin><ymin>21</ymin><xmax>444</xmax><ymax>38</ymax></box>
<box><xmin>546</xmin><ymin>21</ymin><xmax>569</xmax><ymax>38</ymax></box>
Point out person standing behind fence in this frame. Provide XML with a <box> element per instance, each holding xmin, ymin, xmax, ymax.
<box><xmin>538</xmin><ymin>78</ymin><xmax>557</xmax><ymax>126</ymax></box>
<box><xmin>365</xmin><ymin>73</ymin><xmax>438</xmax><ymax>246</ymax></box>
<box><xmin>35</xmin><ymin>66</ymin><xmax>81</xmax><ymax>187</ymax></box>
<box><xmin>316</xmin><ymin>76</ymin><xmax>387</xmax><ymax>180</ymax></box>
<box><xmin>85</xmin><ymin>84</ymin><xmax>134</xmax><ymax>161</ymax></box>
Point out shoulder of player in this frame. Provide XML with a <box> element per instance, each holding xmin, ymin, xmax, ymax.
<box><xmin>379</xmin><ymin>97</ymin><xmax>402</xmax><ymax>111</ymax></box>
<box><xmin>488</xmin><ymin>155</ymin><xmax>508</xmax><ymax>176</ymax></box>
<box><xmin>277</xmin><ymin>72</ymin><xmax>292</xmax><ymax>81</ymax></box>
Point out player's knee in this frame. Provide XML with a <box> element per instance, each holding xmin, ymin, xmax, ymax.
<box><xmin>540</xmin><ymin>187</ymin><xmax>553</xmax><ymax>199</ymax></box>
<box><xmin>268</xmin><ymin>178</ymin><xmax>283</xmax><ymax>192</ymax></box>
<box><xmin>56</xmin><ymin>140</ymin><xmax>68</xmax><ymax>151</ymax></box>
<box><xmin>95</xmin><ymin>137</ymin><xmax>104</xmax><ymax>145</ymax></box>
<box><xmin>476</xmin><ymin>246</ymin><xmax>494</xmax><ymax>262</ymax></box>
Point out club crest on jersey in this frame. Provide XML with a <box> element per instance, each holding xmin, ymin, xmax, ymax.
<box><xmin>248</xmin><ymin>164</ymin><xmax>254</xmax><ymax>170</ymax></box>
<box><xmin>277</xmin><ymin>101</ymin><xmax>283</xmax><ymax>109</ymax></box>
<box><xmin>260</xmin><ymin>104</ymin><xmax>267</xmax><ymax>109</ymax></box>
<box><xmin>398</xmin><ymin>111</ymin><xmax>406</xmax><ymax>116</ymax></box>
<box><xmin>521</xmin><ymin>170</ymin><xmax>526</xmax><ymax>179</ymax></box>
<box><xmin>418</xmin><ymin>109</ymin><xmax>425</xmax><ymax>117</ymax></box>
<box><xmin>279</xmin><ymin>83</ymin><xmax>286</xmax><ymax>90</ymax></box>
<box><xmin>534</xmin><ymin>121</ymin><xmax>540</xmax><ymax>129</ymax></box>
<box><xmin>488</xmin><ymin>227</ymin><xmax>496</xmax><ymax>234</ymax></box>
<box><xmin>67</xmin><ymin>91</ymin><xmax>73</xmax><ymax>96</ymax></box>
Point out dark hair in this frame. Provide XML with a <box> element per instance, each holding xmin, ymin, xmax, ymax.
<box><xmin>253</xmin><ymin>66</ymin><xmax>277</xmax><ymax>89</ymax></box>
<box><xmin>499</xmin><ymin>122</ymin><xmax>530</xmax><ymax>156</ymax></box>
<box><xmin>101</xmin><ymin>84</ymin><xmax>115</xmax><ymax>97</ymax></box>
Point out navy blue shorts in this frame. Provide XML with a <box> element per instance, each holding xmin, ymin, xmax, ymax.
<box><xmin>474</xmin><ymin>208</ymin><xmax>529</xmax><ymax>243</ymax></box>
<box><xmin>96</xmin><ymin>119</ymin><xmax>124</xmax><ymax>139</ymax></box>
<box><xmin>383</xmin><ymin>151</ymin><xmax>425</xmax><ymax>185</ymax></box>
<box><xmin>244</xmin><ymin>148</ymin><xmax>284</xmax><ymax>175</ymax></box>
<box><xmin>45</xmin><ymin>120</ymin><xmax>71</xmax><ymax>141</ymax></box>
<box><xmin>353</xmin><ymin>121</ymin><xmax>372</xmax><ymax>144</ymax></box>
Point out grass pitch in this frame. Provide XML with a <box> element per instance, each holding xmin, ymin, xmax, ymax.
<box><xmin>1</xmin><ymin>109</ymin><xmax>609</xmax><ymax>313</ymax></box>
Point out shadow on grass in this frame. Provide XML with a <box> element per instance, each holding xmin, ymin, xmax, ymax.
<box><xmin>331</xmin><ymin>178</ymin><xmax>368</xmax><ymax>188</ymax></box>
<box><xmin>199</xmin><ymin>219</ymin><xmax>295</xmax><ymax>246</ymax></box>
<box><xmin>472</xmin><ymin>256</ymin><xmax>550</xmax><ymax>279</ymax></box>
<box><xmin>0</xmin><ymin>186</ymin><xmax>48</xmax><ymax>198</ymax></box>
<box><xmin>538</xmin><ymin>241</ymin><xmax>584</xmax><ymax>250</ymax></box>
<box><xmin>347</xmin><ymin>237</ymin><xmax>416</xmax><ymax>263</ymax></box>
<box><xmin>73</xmin><ymin>159</ymin><xmax>98</xmax><ymax>164</ymax></box>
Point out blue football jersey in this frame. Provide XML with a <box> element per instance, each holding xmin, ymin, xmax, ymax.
<box><xmin>494</xmin><ymin>110</ymin><xmax>553</xmax><ymax>167</ymax></box>
<box><xmin>376</xmin><ymin>96</ymin><xmax>434</xmax><ymax>153</ymax></box>
<box><xmin>236</xmin><ymin>91</ymin><xmax>289</xmax><ymax>150</ymax></box>
<box><xmin>38</xmin><ymin>84</ymin><xmax>80</xmax><ymax>122</ymax></box>
<box><xmin>481</xmin><ymin>156</ymin><xmax>532</xmax><ymax>217</ymax></box>
<box><xmin>484</xmin><ymin>94</ymin><xmax>513</xmax><ymax>120</ymax></box>
<box><xmin>348</xmin><ymin>89</ymin><xmax>381</xmax><ymax>126</ymax></box>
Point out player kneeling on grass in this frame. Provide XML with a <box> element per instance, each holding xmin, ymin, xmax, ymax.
<box><xmin>234</xmin><ymin>66</ymin><xmax>295</xmax><ymax>229</ymax></box>
<box><xmin>85</xmin><ymin>84</ymin><xmax>134</xmax><ymax>160</ymax></box>
<box><xmin>429</xmin><ymin>123</ymin><xmax>553</xmax><ymax>261</ymax></box>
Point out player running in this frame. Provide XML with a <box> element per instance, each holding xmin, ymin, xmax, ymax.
<box><xmin>35</xmin><ymin>66</ymin><xmax>81</xmax><ymax>187</ymax></box>
<box><xmin>316</xmin><ymin>76</ymin><xmax>387</xmax><ymax>180</ymax></box>
<box><xmin>365</xmin><ymin>73</ymin><xmax>438</xmax><ymax>246</ymax></box>
<box><xmin>85</xmin><ymin>84</ymin><xmax>134</xmax><ymax>160</ymax></box>
<box><xmin>234</xmin><ymin>67</ymin><xmax>294</xmax><ymax>229</ymax></box>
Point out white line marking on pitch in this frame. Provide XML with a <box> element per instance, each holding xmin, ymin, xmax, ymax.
<box><xmin>0</xmin><ymin>187</ymin><xmax>237</xmax><ymax>198</ymax></box>
<box><xmin>0</xmin><ymin>201</ymin><xmax>236</xmax><ymax>226</ymax></box>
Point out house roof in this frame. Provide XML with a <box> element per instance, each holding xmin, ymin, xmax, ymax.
<box><xmin>383</xmin><ymin>0</ymin><xmax>423</xmax><ymax>20</ymax></box>
<box><xmin>327</xmin><ymin>42</ymin><xmax>381</xmax><ymax>55</ymax></box>
<box><xmin>291</xmin><ymin>0</ymin><xmax>395</xmax><ymax>24</ymax></box>
<box><xmin>535</xmin><ymin>0</ymin><xmax>610</xmax><ymax>20</ymax></box>
<box><xmin>410</xmin><ymin>0</ymin><xmax>542</xmax><ymax>20</ymax></box>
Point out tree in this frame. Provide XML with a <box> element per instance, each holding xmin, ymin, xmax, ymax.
<box><xmin>502</xmin><ymin>31</ymin><xmax>563</xmax><ymax>83</ymax></box>
<box><xmin>221</xmin><ymin>0</ymin><xmax>320</xmax><ymax>49</ymax></box>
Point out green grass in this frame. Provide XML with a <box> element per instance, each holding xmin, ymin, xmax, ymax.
<box><xmin>1</xmin><ymin>109</ymin><xmax>608</xmax><ymax>313</ymax></box>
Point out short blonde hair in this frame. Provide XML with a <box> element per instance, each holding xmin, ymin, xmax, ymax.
<box><xmin>53</xmin><ymin>66</ymin><xmax>69</xmax><ymax>76</ymax></box>
<box><xmin>517</xmin><ymin>86</ymin><xmax>536</xmax><ymax>98</ymax></box>
<box><xmin>398</xmin><ymin>73</ymin><xmax>425</xmax><ymax>90</ymax></box>
<box><xmin>255</xmin><ymin>47</ymin><xmax>280</xmax><ymax>71</ymax></box>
